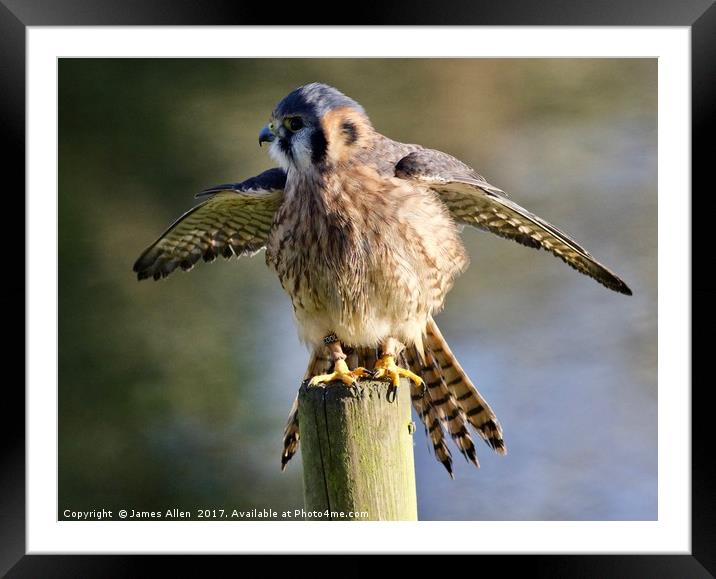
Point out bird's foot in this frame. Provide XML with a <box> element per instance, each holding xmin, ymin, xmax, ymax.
<box><xmin>372</xmin><ymin>355</ymin><xmax>424</xmax><ymax>389</ymax></box>
<box><xmin>308</xmin><ymin>359</ymin><xmax>372</xmax><ymax>388</ymax></box>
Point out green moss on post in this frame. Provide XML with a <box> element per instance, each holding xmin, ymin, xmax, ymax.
<box><xmin>297</xmin><ymin>379</ymin><xmax>418</xmax><ymax>521</ymax></box>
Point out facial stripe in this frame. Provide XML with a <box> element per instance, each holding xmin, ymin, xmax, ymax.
<box><xmin>310</xmin><ymin>128</ymin><xmax>328</xmax><ymax>166</ymax></box>
<box><xmin>278</xmin><ymin>137</ymin><xmax>293</xmax><ymax>159</ymax></box>
<box><xmin>341</xmin><ymin>120</ymin><xmax>359</xmax><ymax>145</ymax></box>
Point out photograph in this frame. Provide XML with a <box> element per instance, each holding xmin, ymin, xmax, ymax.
<box><xmin>58</xmin><ymin>57</ymin><xmax>657</xmax><ymax>523</ymax></box>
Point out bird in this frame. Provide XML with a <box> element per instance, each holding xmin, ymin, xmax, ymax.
<box><xmin>133</xmin><ymin>82</ymin><xmax>632</xmax><ymax>477</ymax></box>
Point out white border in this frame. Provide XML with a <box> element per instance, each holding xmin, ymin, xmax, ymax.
<box><xmin>27</xmin><ymin>27</ymin><xmax>690</xmax><ymax>554</ymax></box>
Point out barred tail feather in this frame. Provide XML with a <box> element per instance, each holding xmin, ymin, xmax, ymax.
<box><xmin>280</xmin><ymin>346</ymin><xmax>333</xmax><ymax>471</ymax></box>
<box><xmin>422</xmin><ymin>347</ymin><xmax>479</xmax><ymax>467</ymax></box>
<box><xmin>402</xmin><ymin>346</ymin><xmax>476</xmax><ymax>474</ymax></box>
<box><xmin>424</xmin><ymin>318</ymin><xmax>507</xmax><ymax>455</ymax></box>
<box><xmin>281</xmin><ymin>395</ymin><xmax>300</xmax><ymax>471</ymax></box>
<box><xmin>414</xmin><ymin>389</ymin><xmax>454</xmax><ymax>478</ymax></box>
<box><xmin>403</xmin><ymin>348</ymin><xmax>454</xmax><ymax>477</ymax></box>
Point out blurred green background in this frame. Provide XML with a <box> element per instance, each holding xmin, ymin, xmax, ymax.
<box><xmin>59</xmin><ymin>59</ymin><xmax>656</xmax><ymax>521</ymax></box>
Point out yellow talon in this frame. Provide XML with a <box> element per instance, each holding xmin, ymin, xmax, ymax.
<box><xmin>373</xmin><ymin>355</ymin><xmax>424</xmax><ymax>388</ymax></box>
<box><xmin>308</xmin><ymin>359</ymin><xmax>371</xmax><ymax>387</ymax></box>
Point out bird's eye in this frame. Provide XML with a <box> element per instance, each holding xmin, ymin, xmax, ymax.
<box><xmin>284</xmin><ymin>117</ymin><xmax>304</xmax><ymax>132</ymax></box>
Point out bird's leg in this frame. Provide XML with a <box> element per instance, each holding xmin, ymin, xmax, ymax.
<box><xmin>308</xmin><ymin>333</ymin><xmax>372</xmax><ymax>387</ymax></box>
<box><xmin>373</xmin><ymin>337</ymin><xmax>424</xmax><ymax>389</ymax></box>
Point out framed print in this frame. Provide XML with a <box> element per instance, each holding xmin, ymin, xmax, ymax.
<box><xmin>11</xmin><ymin>0</ymin><xmax>711</xmax><ymax>576</ymax></box>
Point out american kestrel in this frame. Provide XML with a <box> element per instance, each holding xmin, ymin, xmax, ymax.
<box><xmin>134</xmin><ymin>83</ymin><xmax>631</xmax><ymax>477</ymax></box>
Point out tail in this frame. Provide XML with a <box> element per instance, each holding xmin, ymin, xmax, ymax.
<box><xmin>424</xmin><ymin>318</ymin><xmax>506</xmax><ymax>454</ymax></box>
<box><xmin>280</xmin><ymin>320</ymin><xmax>505</xmax><ymax>476</ymax></box>
<box><xmin>280</xmin><ymin>396</ymin><xmax>300</xmax><ymax>471</ymax></box>
<box><xmin>280</xmin><ymin>347</ymin><xmax>333</xmax><ymax>471</ymax></box>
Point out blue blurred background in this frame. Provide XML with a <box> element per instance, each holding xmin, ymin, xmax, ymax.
<box><xmin>59</xmin><ymin>59</ymin><xmax>656</xmax><ymax>520</ymax></box>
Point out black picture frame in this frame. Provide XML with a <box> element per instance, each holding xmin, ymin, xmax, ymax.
<box><xmin>8</xmin><ymin>0</ymin><xmax>711</xmax><ymax>575</ymax></box>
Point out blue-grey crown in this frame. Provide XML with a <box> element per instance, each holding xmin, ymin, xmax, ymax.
<box><xmin>273</xmin><ymin>83</ymin><xmax>365</xmax><ymax>119</ymax></box>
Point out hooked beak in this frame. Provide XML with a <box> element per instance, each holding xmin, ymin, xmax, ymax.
<box><xmin>259</xmin><ymin>124</ymin><xmax>275</xmax><ymax>146</ymax></box>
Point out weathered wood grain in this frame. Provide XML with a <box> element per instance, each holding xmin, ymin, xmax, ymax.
<box><xmin>298</xmin><ymin>379</ymin><xmax>418</xmax><ymax>521</ymax></box>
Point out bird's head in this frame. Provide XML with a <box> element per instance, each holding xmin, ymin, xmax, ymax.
<box><xmin>259</xmin><ymin>83</ymin><xmax>372</xmax><ymax>173</ymax></box>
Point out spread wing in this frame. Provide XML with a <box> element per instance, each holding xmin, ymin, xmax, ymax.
<box><xmin>133</xmin><ymin>168</ymin><xmax>286</xmax><ymax>281</ymax></box>
<box><xmin>395</xmin><ymin>149</ymin><xmax>632</xmax><ymax>295</ymax></box>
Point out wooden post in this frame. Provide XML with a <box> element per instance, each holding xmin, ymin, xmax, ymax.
<box><xmin>297</xmin><ymin>379</ymin><xmax>418</xmax><ymax>521</ymax></box>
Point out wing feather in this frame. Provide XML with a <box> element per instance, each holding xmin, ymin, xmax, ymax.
<box><xmin>395</xmin><ymin>149</ymin><xmax>632</xmax><ymax>295</ymax></box>
<box><xmin>133</xmin><ymin>169</ymin><xmax>285</xmax><ymax>281</ymax></box>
